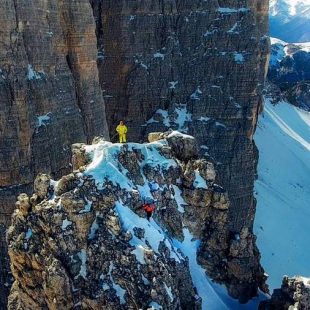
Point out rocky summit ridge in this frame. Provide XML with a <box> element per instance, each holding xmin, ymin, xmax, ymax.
<box><xmin>7</xmin><ymin>132</ymin><xmax>267</xmax><ymax>309</ymax></box>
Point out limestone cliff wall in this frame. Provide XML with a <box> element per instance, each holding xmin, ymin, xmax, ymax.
<box><xmin>93</xmin><ymin>0</ymin><xmax>269</xmax><ymax>233</ymax></box>
<box><xmin>0</xmin><ymin>0</ymin><xmax>269</xmax><ymax>307</ymax></box>
<box><xmin>0</xmin><ymin>0</ymin><xmax>109</xmax><ymax>307</ymax></box>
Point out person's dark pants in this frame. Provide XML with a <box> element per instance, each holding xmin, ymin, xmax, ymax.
<box><xmin>146</xmin><ymin>211</ymin><xmax>152</xmax><ymax>221</ymax></box>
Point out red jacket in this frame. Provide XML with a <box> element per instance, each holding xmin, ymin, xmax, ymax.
<box><xmin>143</xmin><ymin>203</ymin><xmax>155</xmax><ymax>212</ymax></box>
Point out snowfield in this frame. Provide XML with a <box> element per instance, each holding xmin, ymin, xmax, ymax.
<box><xmin>254</xmin><ymin>99</ymin><xmax>310</xmax><ymax>290</ymax></box>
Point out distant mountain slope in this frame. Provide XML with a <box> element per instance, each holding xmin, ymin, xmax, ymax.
<box><xmin>269</xmin><ymin>37</ymin><xmax>310</xmax><ymax>85</ymax></box>
<box><xmin>254</xmin><ymin>98</ymin><xmax>310</xmax><ymax>290</ymax></box>
<box><xmin>269</xmin><ymin>0</ymin><xmax>310</xmax><ymax>42</ymax></box>
<box><xmin>268</xmin><ymin>38</ymin><xmax>310</xmax><ymax>110</ymax></box>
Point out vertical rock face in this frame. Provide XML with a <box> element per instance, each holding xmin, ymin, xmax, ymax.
<box><xmin>93</xmin><ymin>0</ymin><xmax>269</xmax><ymax>231</ymax></box>
<box><xmin>0</xmin><ymin>0</ymin><xmax>109</xmax><ymax>307</ymax></box>
<box><xmin>90</xmin><ymin>1</ymin><xmax>270</xmax><ymax>300</ymax></box>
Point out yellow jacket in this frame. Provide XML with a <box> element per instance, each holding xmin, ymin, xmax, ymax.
<box><xmin>116</xmin><ymin>124</ymin><xmax>128</xmax><ymax>135</ymax></box>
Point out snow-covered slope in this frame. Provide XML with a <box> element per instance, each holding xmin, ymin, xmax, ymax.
<box><xmin>254</xmin><ymin>99</ymin><xmax>310</xmax><ymax>290</ymax></box>
<box><xmin>270</xmin><ymin>37</ymin><xmax>310</xmax><ymax>66</ymax></box>
<box><xmin>8</xmin><ymin>131</ymin><xmax>269</xmax><ymax>309</ymax></box>
<box><xmin>269</xmin><ymin>0</ymin><xmax>310</xmax><ymax>42</ymax></box>
<box><xmin>268</xmin><ymin>38</ymin><xmax>310</xmax><ymax>111</ymax></box>
<box><xmin>86</xmin><ymin>138</ymin><xmax>265</xmax><ymax>309</ymax></box>
<box><xmin>115</xmin><ymin>201</ymin><xmax>265</xmax><ymax>310</ymax></box>
<box><xmin>270</xmin><ymin>0</ymin><xmax>310</xmax><ymax>18</ymax></box>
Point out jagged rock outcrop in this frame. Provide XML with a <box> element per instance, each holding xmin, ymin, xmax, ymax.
<box><xmin>7</xmin><ymin>133</ymin><xmax>266</xmax><ymax>309</ymax></box>
<box><xmin>0</xmin><ymin>0</ymin><xmax>109</xmax><ymax>305</ymax></box>
<box><xmin>259</xmin><ymin>276</ymin><xmax>310</xmax><ymax>310</ymax></box>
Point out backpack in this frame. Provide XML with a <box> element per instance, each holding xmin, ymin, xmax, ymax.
<box><xmin>143</xmin><ymin>203</ymin><xmax>155</xmax><ymax>212</ymax></box>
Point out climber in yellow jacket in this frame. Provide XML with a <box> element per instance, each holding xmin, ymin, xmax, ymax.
<box><xmin>116</xmin><ymin>120</ymin><xmax>128</xmax><ymax>143</ymax></box>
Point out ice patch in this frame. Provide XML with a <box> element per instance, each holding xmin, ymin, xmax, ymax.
<box><xmin>140</xmin><ymin>62</ymin><xmax>148</xmax><ymax>70</ymax></box>
<box><xmin>36</xmin><ymin>113</ymin><xmax>52</xmax><ymax>128</ymax></box>
<box><xmin>167</xmin><ymin>131</ymin><xmax>195</xmax><ymax>140</ymax></box>
<box><xmin>204</xmin><ymin>30</ymin><xmax>217</xmax><ymax>36</ymax></box>
<box><xmin>215</xmin><ymin>121</ymin><xmax>227</xmax><ymax>129</ymax></box>
<box><xmin>154</xmin><ymin>52</ymin><xmax>165</xmax><ymax>59</ymax></box>
<box><xmin>197</xmin><ymin>116</ymin><xmax>211</xmax><ymax>122</ymax></box>
<box><xmin>193</xmin><ymin>170</ymin><xmax>208</xmax><ymax>189</ymax></box>
<box><xmin>169</xmin><ymin>81</ymin><xmax>178</xmax><ymax>89</ymax></box>
<box><xmin>25</xmin><ymin>228</ymin><xmax>32</xmax><ymax>240</ymax></box>
<box><xmin>190</xmin><ymin>87</ymin><xmax>203</xmax><ymax>100</ymax></box>
<box><xmin>218</xmin><ymin>7</ymin><xmax>249</xmax><ymax>14</ymax></box>
<box><xmin>227</xmin><ymin>22</ymin><xmax>239</xmax><ymax>33</ymax></box>
<box><xmin>164</xmin><ymin>283</ymin><xmax>173</xmax><ymax>302</ymax></box>
<box><xmin>108</xmin><ymin>262</ymin><xmax>126</xmax><ymax>304</ymax></box>
<box><xmin>301</xmin><ymin>277</ymin><xmax>310</xmax><ymax>288</ymax></box>
<box><xmin>62</xmin><ymin>219</ymin><xmax>72</xmax><ymax>230</ymax></box>
<box><xmin>142</xmin><ymin>274</ymin><xmax>150</xmax><ymax>285</ymax></box>
<box><xmin>175</xmin><ymin>105</ymin><xmax>192</xmax><ymax>132</ymax></box>
<box><xmin>172</xmin><ymin>185</ymin><xmax>186</xmax><ymax>213</ymax></box>
<box><xmin>146</xmin><ymin>105</ymin><xmax>192</xmax><ymax>133</ymax></box>
<box><xmin>79</xmin><ymin>199</ymin><xmax>92</xmax><ymax>214</ymax></box>
<box><xmin>148</xmin><ymin>302</ymin><xmax>163</xmax><ymax>309</ymax></box>
<box><xmin>27</xmin><ymin>64</ymin><xmax>45</xmax><ymax>80</ymax></box>
<box><xmin>132</xmin><ymin>245</ymin><xmax>147</xmax><ymax>264</ymax></box>
<box><xmin>88</xmin><ymin>217</ymin><xmax>99</xmax><ymax>240</ymax></box>
<box><xmin>77</xmin><ymin>249</ymin><xmax>87</xmax><ymax>279</ymax></box>
<box><xmin>234</xmin><ymin>52</ymin><xmax>245</xmax><ymax>63</ymax></box>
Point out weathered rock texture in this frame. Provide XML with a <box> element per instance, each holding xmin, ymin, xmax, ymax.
<box><xmin>90</xmin><ymin>1</ymin><xmax>270</xmax><ymax>302</ymax></box>
<box><xmin>7</xmin><ymin>134</ymin><xmax>267</xmax><ymax>309</ymax></box>
<box><xmin>0</xmin><ymin>0</ymin><xmax>109</xmax><ymax>306</ymax></box>
<box><xmin>259</xmin><ymin>276</ymin><xmax>310</xmax><ymax>310</ymax></box>
<box><xmin>1</xmin><ymin>0</ymin><xmax>270</xmax><ymax>307</ymax></box>
<box><xmin>4</xmin><ymin>136</ymin><xmax>208</xmax><ymax>310</ymax></box>
<box><xmin>93</xmin><ymin>0</ymin><xmax>270</xmax><ymax>233</ymax></box>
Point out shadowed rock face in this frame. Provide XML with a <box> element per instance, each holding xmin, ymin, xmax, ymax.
<box><xmin>91</xmin><ymin>2</ymin><xmax>270</xmax><ymax>300</ymax></box>
<box><xmin>92</xmin><ymin>0</ymin><xmax>269</xmax><ymax>233</ymax></box>
<box><xmin>0</xmin><ymin>0</ymin><xmax>109</xmax><ymax>306</ymax></box>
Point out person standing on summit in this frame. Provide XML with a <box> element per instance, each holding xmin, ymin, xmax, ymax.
<box><xmin>116</xmin><ymin>120</ymin><xmax>128</xmax><ymax>143</ymax></box>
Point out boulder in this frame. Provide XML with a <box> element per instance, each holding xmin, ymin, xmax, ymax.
<box><xmin>166</xmin><ymin>131</ymin><xmax>198</xmax><ymax>161</ymax></box>
<box><xmin>15</xmin><ymin>194</ymin><xmax>30</xmax><ymax>217</ymax></box>
<box><xmin>71</xmin><ymin>143</ymin><xmax>87</xmax><ymax>170</ymax></box>
<box><xmin>33</xmin><ymin>174</ymin><xmax>51</xmax><ymax>199</ymax></box>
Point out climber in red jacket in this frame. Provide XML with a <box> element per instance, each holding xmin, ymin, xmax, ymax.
<box><xmin>143</xmin><ymin>201</ymin><xmax>155</xmax><ymax>221</ymax></box>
